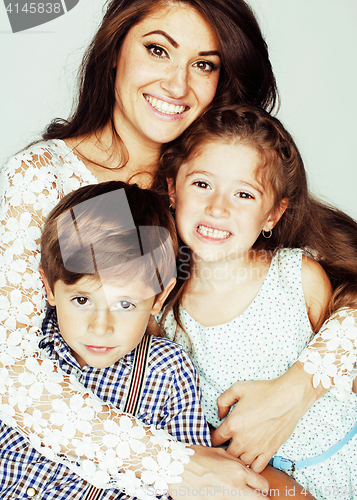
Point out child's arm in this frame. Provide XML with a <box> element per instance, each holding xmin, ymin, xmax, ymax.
<box><xmin>300</xmin><ymin>255</ymin><xmax>332</xmax><ymax>331</ymax></box>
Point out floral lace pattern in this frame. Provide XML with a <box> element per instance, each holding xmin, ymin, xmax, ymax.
<box><xmin>0</xmin><ymin>140</ymin><xmax>193</xmax><ymax>497</ymax></box>
<box><xmin>299</xmin><ymin>308</ymin><xmax>357</xmax><ymax>401</ymax></box>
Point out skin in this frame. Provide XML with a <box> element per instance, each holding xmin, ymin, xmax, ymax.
<box><xmin>41</xmin><ymin>270</ymin><xmax>175</xmax><ymax>369</ymax></box>
<box><xmin>68</xmin><ymin>4</ymin><xmax>221</xmax><ymax>185</ymax></box>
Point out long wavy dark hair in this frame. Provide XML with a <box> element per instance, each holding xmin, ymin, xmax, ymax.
<box><xmin>159</xmin><ymin>104</ymin><xmax>357</xmax><ymax>334</ymax></box>
<box><xmin>43</xmin><ymin>0</ymin><xmax>278</xmax><ymax>157</ymax></box>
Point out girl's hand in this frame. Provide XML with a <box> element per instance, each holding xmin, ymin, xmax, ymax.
<box><xmin>211</xmin><ymin>362</ymin><xmax>326</xmax><ymax>473</ymax></box>
<box><xmin>169</xmin><ymin>445</ymin><xmax>270</xmax><ymax>499</ymax></box>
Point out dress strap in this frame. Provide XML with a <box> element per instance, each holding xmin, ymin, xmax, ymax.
<box><xmin>270</xmin><ymin>420</ymin><xmax>357</xmax><ymax>471</ymax></box>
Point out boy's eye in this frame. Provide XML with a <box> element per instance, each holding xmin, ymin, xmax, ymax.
<box><xmin>193</xmin><ymin>180</ymin><xmax>211</xmax><ymax>189</ymax></box>
<box><xmin>144</xmin><ymin>43</ymin><xmax>168</xmax><ymax>59</ymax></box>
<box><xmin>73</xmin><ymin>297</ymin><xmax>89</xmax><ymax>306</ymax></box>
<box><xmin>235</xmin><ymin>191</ymin><xmax>254</xmax><ymax>199</ymax></box>
<box><xmin>193</xmin><ymin>60</ymin><xmax>217</xmax><ymax>73</ymax></box>
<box><xmin>116</xmin><ymin>301</ymin><xmax>135</xmax><ymax>311</ymax></box>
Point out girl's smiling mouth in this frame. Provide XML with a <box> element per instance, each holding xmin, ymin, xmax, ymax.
<box><xmin>197</xmin><ymin>224</ymin><xmax>232</xmax><ymax>240</ymax></box>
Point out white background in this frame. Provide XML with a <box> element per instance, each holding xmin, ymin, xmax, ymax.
<box><xmin>1</xmin><ymin>0</ymin><xmax>356</xmax><ymax>218</ymax></box>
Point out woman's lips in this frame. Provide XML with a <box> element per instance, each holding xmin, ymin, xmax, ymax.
<box><xmin>143</xmin><ymin>94</ymin><xmax>189</xmax><ymax>119</ymax></box>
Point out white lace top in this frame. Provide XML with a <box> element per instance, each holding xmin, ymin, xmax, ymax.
<box><xmin>0</xmin><ymin>140</ymin><xmax>193</xmax><ymax>498</ymax></box>
<box><xmin>1</xmin><ymin>140</ymin><xmax>357</xmax><ymax>496</ymax></box>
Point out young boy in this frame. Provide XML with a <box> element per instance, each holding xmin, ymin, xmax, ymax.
<box><xmin>0</xmin><ymin>181</ymin><xmax>210</xmax><ymax>500</ymax></box>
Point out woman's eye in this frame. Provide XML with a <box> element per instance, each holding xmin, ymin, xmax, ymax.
<box><xmin>236</xmin><ymin>191</ymin><xmax>254</xmax><ymax>199</ymax></box>
<box><xmin>145</xmin><ymin>44</ymin><xmax>168</xmax><ymax>59</ymax></box>
<box><xmin>73</xmin><ymin>297</ymin><xmax>89</xmax><ymax>306</ymax></box>
<box><xmin>193</xmin><ymin>180</ymin><xmax>211</xmax><ymax>189</ymax></box>
<box><xmin>116</xmin><ymin>301</ymin><xmax>135</xmax><ymax>311</ymax></box>
<box><xmin>193</xmin><ymin>61</ymin><xmax>216</xmax><ymax>73</ymax></box>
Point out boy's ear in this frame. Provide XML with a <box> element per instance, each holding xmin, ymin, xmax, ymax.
<box><xmin>263</xmin><ymin>198</ymin><xmax>289</xmax><ymax>232</ymax></box>
<box><xmin>151</xmin><ymin>278</ymin><xmax>176</xmax><ymax>315</ymax></box>
<box><xmin>166</xmin><ymin>178</ymin><xmax>176</xmax><ymax>209</ymax></box>
<box><xmin>39</xmin><ymin>265</ymin><xmax>56</xmax><ymax>306</ymax></box>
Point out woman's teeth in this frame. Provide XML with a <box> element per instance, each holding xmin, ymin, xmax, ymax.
<box><xmin>145</xmin><ymin>95</ymin><xmax>186</xmax><ymax>115</ymax></box>
<box><xmin>197</xmin><ymin>225</ymin><xmax>231</xmax><ymax>239</ymax></box>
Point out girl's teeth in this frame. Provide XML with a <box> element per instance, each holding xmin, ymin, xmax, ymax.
<box><xmin>145</xmin><ymin>95</ymin><xmax>186</xmax><ymax>115</ymax></box>
<box><xmin>197</xmin><ymin>225</ymin><xmax>231</xmax><ymax>239</ymax></box>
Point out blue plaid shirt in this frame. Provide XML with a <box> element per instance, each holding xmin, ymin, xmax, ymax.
<box><xmin>0</xmin><ymin>309</ymin><xmax>210</xmax><ymax>500</ymax></box>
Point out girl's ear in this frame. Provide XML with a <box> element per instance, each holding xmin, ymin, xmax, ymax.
<box><xmin>39</xmin><ymin>265</ymin><xmax>56</xmax><ymax>306</ymax></box>
<box><xmin>166</xmin><ymin>178</ymin><xmax>176</xmax><ymax>209</ymax></box>
<box><xmin>263</xmin><ymin>198</ymin><xmax>289</xmax><ymax>231</ymax></box>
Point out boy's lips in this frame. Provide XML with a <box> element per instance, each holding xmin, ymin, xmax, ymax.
<box><xmin>84</xmin><ymin>345</ymin><xmax>115</xmax><ymax>354</ymax></box>
<box><xmin>196</xmin><ymin>224</ymin><xmax>232</xmax><ymax>240</ymax></box>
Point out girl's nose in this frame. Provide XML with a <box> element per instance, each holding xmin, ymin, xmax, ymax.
<box><xmin>88</xmin><ymin>310</ymin><xmax>114</xmax><ymax>336</ymax></box>
<box><xmin>160</xmin><ymin>64</ymin><xmax>189</xmax><ymax>98</ymax></box>
<box><xmin>205</xmin><ymin>193</ymin><xmax>230</xmax><ymax>219</ymax></box>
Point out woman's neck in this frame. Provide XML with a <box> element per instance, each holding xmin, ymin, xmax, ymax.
<box><xmin>65</xmin><ymin>123</ymin><xmax>162</xmax><ymax>188</ymax></box>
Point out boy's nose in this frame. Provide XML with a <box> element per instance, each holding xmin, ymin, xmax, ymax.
<box><xmin>88</xmin><ymin>310</ymin><xmax>114</xmax><ymax>336</ymax></box>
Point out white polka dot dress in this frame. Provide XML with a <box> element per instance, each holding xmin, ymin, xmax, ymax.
<box><xmin>162</xmin><ymin>248</ymin><xmax>357</xmax><ymax>500</ymax></box>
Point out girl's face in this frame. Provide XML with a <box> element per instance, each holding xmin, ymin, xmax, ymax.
<box><xmin>114</xmin><ymin>4</ymin><xmax>221</xmax><ymax>148</ymax></box>
<box><xmin>169</xmin><ymin>140</ymin><xmax>287</xmax><ymax>263</ymax></box>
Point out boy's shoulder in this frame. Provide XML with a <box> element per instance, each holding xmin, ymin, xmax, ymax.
<box><xmin>146</xmin><ymin>335</ymin><xmax>194</xmax><ymax>374</ymax></box>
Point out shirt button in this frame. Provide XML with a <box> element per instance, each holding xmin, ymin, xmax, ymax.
<box><xmin>26</xmin><ymin>487</ymin><xmax>37</xmax><ymax>497</ymax></box>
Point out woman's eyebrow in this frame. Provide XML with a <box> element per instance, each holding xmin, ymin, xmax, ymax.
<box><xmin>143</xmin><ymin>30</ymin><xmax>178</xmax><ymax>48</ymax></box>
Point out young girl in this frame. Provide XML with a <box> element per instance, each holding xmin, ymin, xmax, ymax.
<box><xmin>159</xmin><ymin>105</ymin><xmax>357</xmax><ymax>500</ymax></box>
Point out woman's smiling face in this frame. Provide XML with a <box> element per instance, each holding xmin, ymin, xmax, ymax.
<box><xmin>113</xmin><ymin>3</ymin><xmax>221</xmax><ymax>148</ymax></box>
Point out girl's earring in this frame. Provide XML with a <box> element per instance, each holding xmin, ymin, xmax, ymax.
<box><xmin>169</xmin><ymin>204</ymin><xmax>175</xmax><ymax>215</ymax></box>
<box><xmin>262</xmin><ymin>229</ymin><xmax>272</xmax><ymax>239</ymax></box>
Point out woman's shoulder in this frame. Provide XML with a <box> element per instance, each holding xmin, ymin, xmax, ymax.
<box><xmin>1</xmin><ymin>139</ymin><xmax>97</xmax><ymax>199</ymax></box>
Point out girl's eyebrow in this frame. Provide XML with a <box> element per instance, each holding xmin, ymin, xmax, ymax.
<box><xmin>143</xmin><ymin>31</ymin><xmax>221</xmax><ymax>58</ymax></box>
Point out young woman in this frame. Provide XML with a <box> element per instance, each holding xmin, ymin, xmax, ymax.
<box><xmin>0</xmin><ymin>0</ymin><xmax>278</xmax><ymax>497</ymax></box>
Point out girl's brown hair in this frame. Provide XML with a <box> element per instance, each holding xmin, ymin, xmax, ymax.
<box><xmin>159</xmin><ymin>105</ymin><xmax>357</xmax><ymax>333</ymax></box>
<box><xmin>43</xmin><ymin>0</ymin><xmax>278</xmax><ymax>149</ymax></box>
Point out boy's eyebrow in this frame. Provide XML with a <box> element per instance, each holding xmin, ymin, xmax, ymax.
<box><xmin>143</xmin><ymin>30</ymin><xmax>221</xmax><ymax>58</ymax></box>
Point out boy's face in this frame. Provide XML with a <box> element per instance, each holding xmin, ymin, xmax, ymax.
<box><xmin>44</xmin><ymin>275</ymin><xmax>173</xmax><ymax>369</ymax></box>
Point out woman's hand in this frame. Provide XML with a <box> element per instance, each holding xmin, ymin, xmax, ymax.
<box><xmin>169</xmin><ymin>445</ymin><xmax>270</xmax><ymax>499</ymax></box>
<box><xmin>211</xmin><ymin>362</ymin><xmax>327</xmax><ymax>473</ymax></box>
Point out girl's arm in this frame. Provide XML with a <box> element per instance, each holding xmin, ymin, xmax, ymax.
<box><xmin>212</xmin><ymin>257</ymin><xmax>357</xmax><ymax>473</ymax></box>
<box><xmin>0</xmin><ymin>148</ymin><xmax>268</xmax><ymax>497</ymax></box>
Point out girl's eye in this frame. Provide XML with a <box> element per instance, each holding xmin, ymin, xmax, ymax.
<box><xmin>116</xmin><ymin>301</ymin><xmax>135</xmax><ymax>311</ymax></box>
<box><xmin>193</xmin><ymin>180</ymin><xmax>211</xmax><ymax>189</ymax></box>
<box><xmin>193</xmin><ymin>61</ymin><xmax>217</xmax><ymax>73</ymax></box>
<box><xmin>144</xmin><ymin>44</ymin><xmax>168</xmax><ymax>59</ymax></box>
<box><xmin>236</xmin><ymin>191</ymin><xmax>254</xmax><ymax>199</ymax></box>
<box><xmin>73</xmin><ymin>297</ymin><xmax>89</xmax><ymax>306</ymax></box>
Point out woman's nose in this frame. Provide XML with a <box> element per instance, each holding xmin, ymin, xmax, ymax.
<box><xmin>205</xmin><ymin>193</ymin><xmax>230</xmax><ymax>218</ymax></box>
<box><xmin>161</xmin><ymin>64</ymin><xmax>189</xmax><ymax>98</ymax></box>
<box><xmin>88</xmin><ymin>310</ymin><xmax>114</xmax><ymax>336</ymax></box>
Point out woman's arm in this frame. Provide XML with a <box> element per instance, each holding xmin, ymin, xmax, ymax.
<box><xmin>0</xmin><ymin>146</ymin><xmax>269</xmax><ymax>497</ymax></box>
<box><xmin>212</xmin><ymin>257</ymin><xmax>357</xmax><ymax>472</ymax></box>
